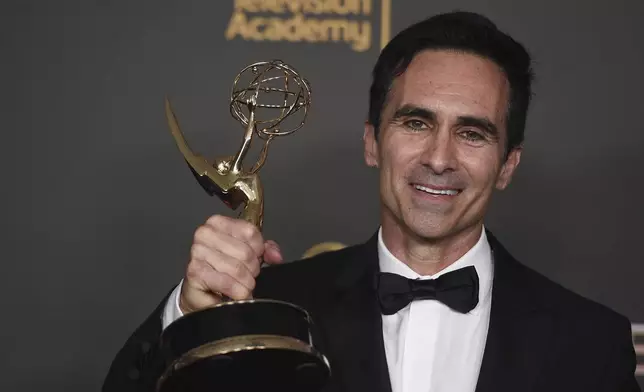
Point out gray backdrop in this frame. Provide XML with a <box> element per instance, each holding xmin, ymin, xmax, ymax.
<box><xmin>4</xmin><ymin>0</ymin><xmax>643</xmax><ymax>391</ymax></box>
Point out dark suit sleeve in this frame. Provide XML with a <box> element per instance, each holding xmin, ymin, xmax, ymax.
<box><xmin>102</xmin><ymin>288</ymin><xmax>175</xmax><ymax>392</ymax></box>
<box><xmin>601</xmin><ymin>317</ymin><xmax>641</xmax><ymax>392</ymax></box>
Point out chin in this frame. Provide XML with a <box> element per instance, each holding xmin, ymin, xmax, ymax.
<box><xmin>404</xmin><ymin>215</ymin><xmax>457</xmax><ymax>240</ymax></box>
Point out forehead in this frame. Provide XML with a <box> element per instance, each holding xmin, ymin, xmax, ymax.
<box><xmin>389</xmin><ymin>50</ymin><xmax>510</xmax><ymax>120</ymax></box>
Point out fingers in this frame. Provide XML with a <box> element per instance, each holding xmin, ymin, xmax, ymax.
<box><xmin>180</xmin><ymin>260</ymin><xmax>250</xmax><ymax>313</ymax></box>
<box><xmin>204</xmin><ymin>215</ymin><xmax>264</xmax><ymax>257</ymax></box>
<box><xmin>190</xmin><ymin>242</ymin><xmax>256</xmax><ymax>291</ymax></box>
<box><xmin>263</xmin><ymin>240</ymin><xmax>284</xmax><ymax>265</ymax></box>
<box><xmin>179</xmin><ymin>214</ymin><xmax>284</xmax><ymax>315</ymax></box>
<box><xmin>193</xmin><ymin>227</ymin><xmax>262</xmax><ymax>278</ymax></box>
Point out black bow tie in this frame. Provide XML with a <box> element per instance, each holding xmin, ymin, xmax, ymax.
<box><xmin>375</xmin><ymin>266</ymin><xmax>480</xmax><ymax>315</ymax></box>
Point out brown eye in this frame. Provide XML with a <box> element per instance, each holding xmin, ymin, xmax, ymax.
<box><xmin>404</xmin><ymin>120</ymin><xmax>427</xmax><ymax>131</ymax></box>
<box><xmin>460</xmin><ymin>129</ymin><xmax>485</xmax><ymax>142</ymax></box>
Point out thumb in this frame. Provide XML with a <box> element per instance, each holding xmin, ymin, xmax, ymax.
<box><xmin>263</xmin><ymin>240</ymin><xmax>284</xmax><ymax>264</ymax></box>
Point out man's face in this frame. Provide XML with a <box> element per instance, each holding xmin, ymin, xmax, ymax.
<box><xmin>364</xmin><ymin>50</ymin><xmax>522</xmax><ymax>241</ymax></box>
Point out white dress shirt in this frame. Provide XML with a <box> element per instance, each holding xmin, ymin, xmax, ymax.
<box><xmin>378</xmin><ymin>227</ymin><xmax>493</xmax><ymax>392</ymax></box>
<box><xmin>161</xmin><ymin>226</ymin><xmax>494</xmax><ymax>392</ymax></box>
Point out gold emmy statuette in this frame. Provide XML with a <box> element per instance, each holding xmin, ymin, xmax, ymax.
<box><xmin>157</xmin><ymin>60</ymin><xmax>330</xmax><ymax>392</ymax></box>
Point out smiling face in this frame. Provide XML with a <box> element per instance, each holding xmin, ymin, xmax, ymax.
<box><xmin>364</xmin><ymin>49</ymin><xmax>522</xmax><ymax>243</ymax></box>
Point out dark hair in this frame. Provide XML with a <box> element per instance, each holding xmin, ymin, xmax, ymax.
<box><xmin>368</xmin><ymin>11</ymin><xmax>534</xmax><ymax>155</ymax></box>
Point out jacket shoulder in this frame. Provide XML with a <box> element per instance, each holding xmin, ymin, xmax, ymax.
<box><xmin>511</xmin><ymin>259</ymin><xmax>638</xmax><ymax>388</ymax></box>
<box><xmin>253</xmin><ymin>242</ymin><xmax>365</xmax><ymax>304</ymax></box>
<box><xmin>511</xmin><ymin>259</ymin><xmax>632</xmax><ymax>333</ymax></box>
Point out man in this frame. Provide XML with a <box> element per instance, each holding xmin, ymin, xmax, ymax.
<box><xmin>102</xmin><ymin>11</ymin><xmax>639</xmax><ymax>392</ymax></box>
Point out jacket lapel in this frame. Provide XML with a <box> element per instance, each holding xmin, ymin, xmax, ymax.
<box><xmin>475</xmin><ymin>231</ymin><xmax>556</xmax><ymax>392</ymax></box>
<box><xmin>314</xmin><ymin>234</ymin><xmax>393</xmax><ymax>392</ymax></box>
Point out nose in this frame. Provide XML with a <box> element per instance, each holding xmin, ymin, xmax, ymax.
<box><xmin>419</xmin><ymin>127</ymin><xmax>457</xmax><ymax>174</ymax></box>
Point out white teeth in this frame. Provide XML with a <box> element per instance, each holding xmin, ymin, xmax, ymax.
<box><xmin>414</xmin><ymin>185</ymin><xmax>459</xmax><ymax>196</ymax></box>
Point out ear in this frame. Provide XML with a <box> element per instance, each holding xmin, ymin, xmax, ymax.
<box><xmin>363</xmin><ymin>122</ymin><xmax>379</xmax><ymax>168</ymax></box>
<box><xmin>495</xmin><ymin>146</ymin><xmax>522</xmax><ymax>190</ymax></box>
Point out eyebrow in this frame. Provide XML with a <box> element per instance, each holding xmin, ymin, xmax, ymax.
<box><xmin>456</xmin><ymin>116</ymin><xmax>498</xmax><ymax>138</ymax></box>
<box><xmin>392</xmin><ymin>104</ymin><xmax>436</xmax><ymax>123</ymax></box>
<box><xmin>392</xmin><ymin>104</ymin><xmax>499</xmax><ymax>137</ymax></box>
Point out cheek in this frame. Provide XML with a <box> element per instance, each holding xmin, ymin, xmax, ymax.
<box><xmin>458</xmin><ymin>149</ymin><xmax>502</xmax><ymax>190</ymax></box>
<box><xmin>381</xmin><ymin>139</ymin><xmax>418</xmax><ymax>180</ymax></box>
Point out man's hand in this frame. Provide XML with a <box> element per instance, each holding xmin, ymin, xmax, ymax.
<box><xmin>179</xmin><ymin>215</ymin><xmax>284</xmax><ymax>314</ymax></box>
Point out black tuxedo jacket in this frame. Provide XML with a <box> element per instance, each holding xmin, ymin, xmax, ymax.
<box><xmin>103</xmin><ymin>231</ymin><xmax>640</xmax><ymax>392</ymax></box>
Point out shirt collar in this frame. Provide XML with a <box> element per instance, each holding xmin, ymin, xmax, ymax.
<box><xmin>377</xmin><ymin>226</ymin><xmax>494</xmax><ymax>314</ymax></box>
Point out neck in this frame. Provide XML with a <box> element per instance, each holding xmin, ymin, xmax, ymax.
<box><xmin>380</xmin><ymin>220</ymin><xmax>483</xmax><ymax>276</ymax></box>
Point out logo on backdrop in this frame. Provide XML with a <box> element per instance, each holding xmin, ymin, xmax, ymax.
<box><xmin>225</xmin><ymin>0</ymin><xmax>392</xmax><ymax>52</ymax></box>
<box><xmin>634</xmin><ymin>323</ymin><xmax>644</xmax><ymax>377</ymax></box>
